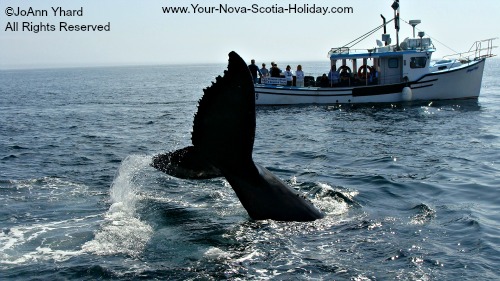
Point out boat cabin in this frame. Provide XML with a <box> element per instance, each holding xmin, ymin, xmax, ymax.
<box><xmin>328</xmin><ymin>36</ymin><xmax>435</xmax><ymax>87</ymax></box>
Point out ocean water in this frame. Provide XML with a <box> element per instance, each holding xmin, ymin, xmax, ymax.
<box><xmin>1</xmin><ymin>58</ymin><xmax>500</xmax><ymax>280</ymax></box>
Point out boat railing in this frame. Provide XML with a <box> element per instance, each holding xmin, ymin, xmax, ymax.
<box><xmin>328</xmin><ymin>46</ymin><xmax>389</xmax><ymax>58</ymax></box>
<box><xmin>328</xmin><ymin>47</ymin><xmax>350</xmax><ymax>56</ymax></box>
<box><xmin>443</xmin><ymin>38</ymin><xmax>497</xmax><ymax>62</ymax></box>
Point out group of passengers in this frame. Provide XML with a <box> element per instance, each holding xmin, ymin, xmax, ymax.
<box><xmin>248</xmin><ymin>59</ymin><xmax>305</xmax><ymax>87</ymax></box>
<box><xmin>249</xmin><ymin>59</ymin><xmax>378</xmax><ymax>88</ymax></box>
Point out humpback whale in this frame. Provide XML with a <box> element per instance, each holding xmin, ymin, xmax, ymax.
<box><xmin>152</xmin><ymin>51</ymin><xmax>324</xmax><ymax>222</ymax></box>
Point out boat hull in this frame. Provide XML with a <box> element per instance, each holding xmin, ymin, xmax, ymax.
<box><xmin>254</xmin><ymin>59</ymin><xmax>486</xmax><ymax>105</ymax></box>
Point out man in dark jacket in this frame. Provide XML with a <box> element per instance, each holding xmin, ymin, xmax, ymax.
<box><xmin>270</xmin><ymin>62</ymin><xmax>282</xmax><ymax>78</ymax></box>
<box><xmin>248</xmin><ymin>59</ymin><xmax>262</xmax><ymax>84</ymax></box>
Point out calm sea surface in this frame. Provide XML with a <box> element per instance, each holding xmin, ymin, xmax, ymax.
<box><xmin>1</xmin><ymin>59</ymin><xmax>499</xmax><ymax>280</ymax></box>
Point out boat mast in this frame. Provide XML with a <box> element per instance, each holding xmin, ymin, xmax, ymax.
<box><xmin>391</xmin><ymin>0</ymin><xmax>400</xmax><ymax>48</ymax></box>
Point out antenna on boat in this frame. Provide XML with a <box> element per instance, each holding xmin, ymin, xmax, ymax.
<box><xmin>391</xmin><ymin>0</ymin><xmax>400</xmax><ymax>48</ymax></box>
<box><xmin>409</xmin><ymin>20</ymin><xmax>421</xmax><ymax>38</ymax></box>
<box><xmin>379</xmin><ymin>14</ymin><xmax>391</xmax><ymax>47</ymax></box>
<box><xmin>380</xmin><ymin>15</ymin><xmax>387</xmax><ymax>34</ymax></box>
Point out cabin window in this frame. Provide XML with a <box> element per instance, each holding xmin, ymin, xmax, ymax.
<box><xmin>410</xmin><ymin>57</ymin><xmax>427</xmax><ymax>68</ymax></box>
<box><xmin>388</xmin><ymin>58</ymin><xmax>399</xmax><ymax>68</ymax></box>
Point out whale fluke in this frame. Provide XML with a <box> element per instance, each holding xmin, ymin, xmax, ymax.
<box><xmin>152</xmin><ymin>146</ymin><xmax>221</xmax><ymax>179</ymax></box>
<box><xmin>152</xmin><ymin>51</ymin><xmax>324</xmax><ymax>221</ymax></box>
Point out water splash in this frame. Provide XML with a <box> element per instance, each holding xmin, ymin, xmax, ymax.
<box><xmin>313</xmin><ymin>182</ymin><xmax>358</xmax><ymax>216</ymax></box>
<box><xmin>82</xmin><ymin>155</ymin><xmax>153</xmax><ymax>257</ymax></box>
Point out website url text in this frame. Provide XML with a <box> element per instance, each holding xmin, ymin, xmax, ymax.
<box><xmin>162</xmin><ymin>4</ymin><xmax>354</xmax><ymax>16</ymax></box>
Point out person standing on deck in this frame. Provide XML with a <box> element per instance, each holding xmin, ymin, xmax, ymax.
<box><xmin>270</xmin><ymin>62</ymin><xmax>282</xmax><ymax>77</ymax></box>
<box><xmin>284</xmin><ymin>65</ymin><xmax>293</xmax><ymax>86</ymax></box>
<box><xmin>248</xmin><ymin>59</ymin><xmax>262</xmax><ymax>84</ymax></box>
<box><xmin>295</xmin><ymin>65</ymin><xmax>305</xmax><ymax>87</ymax></box>
<box><xmin>260</xmin><ymin>63</ymin><xmax>269</xmax><ymax>78</ymax></box>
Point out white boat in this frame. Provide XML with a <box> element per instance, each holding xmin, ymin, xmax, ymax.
<box><xmin>255</xmin><ymin>1</ymin><xmax>496</xmax><ymax>105</ymax></box>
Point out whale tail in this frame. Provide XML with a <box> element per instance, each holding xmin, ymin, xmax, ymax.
<box><xmin>192</xmin><ymin>51</ymin><xmax>256</xmax><ymax>171</ymax></box>
<box><xmin>151</xmin><ymin>146</ymin><xmax>221</xmax><ymax>179</ymax></box>
<box><xmin>152</xmin><ymin>51</ymin><xmax>324</xmax><ymax>221</ymax></box>
<box><xmin>152</xmin><ymin>51</ymin><xmax>255</xmax><ymax>178</ymax></box>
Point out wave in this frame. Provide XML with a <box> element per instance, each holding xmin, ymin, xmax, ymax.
<box><xmin>0</xmin><ymin>177</ymin><xmax>99</xmax><ymax>266</ymax></box>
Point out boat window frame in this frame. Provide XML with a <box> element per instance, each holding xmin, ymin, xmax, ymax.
<box><xmin>410</xmin><ymin>57</ymin><xmax>427</xmax><ymax>69</ymax></box>
<box><xmin>388</xmin><ymin>58</ymin><xmax>399</xmax><ymax>68</ymax></box>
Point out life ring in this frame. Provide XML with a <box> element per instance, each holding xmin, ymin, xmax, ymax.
<box><xmin>337</xmin><ymin>65</ymin><xmax>351</xmax><ymax>80</ymax></box>
<box><xmin>357</xmin><ymin>65</ymin><xmax>374</xmax><ymax>79</ymax></box>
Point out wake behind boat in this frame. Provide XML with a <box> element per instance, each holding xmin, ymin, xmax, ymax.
<box><xmin>255</xmin><ymin>1</ymin><xmax>497</xmax><ymax>105</ymax></box>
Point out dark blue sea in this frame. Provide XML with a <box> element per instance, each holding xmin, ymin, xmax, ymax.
<box><xmin>1</xmin><ymin>59</ymin><xmax>499</xmax><ymax>280</ymax></box>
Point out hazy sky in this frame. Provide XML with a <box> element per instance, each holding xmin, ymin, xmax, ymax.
<box><xmin>1</xmin><ymin>0</ymin><xmax>499</xmax><ymax>69</ymax></box>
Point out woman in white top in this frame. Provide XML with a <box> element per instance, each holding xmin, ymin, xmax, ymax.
<box><xmin>284</xmin><ymin>65</ymin><xmax>293</xmax><ymax>86</ymax></box>
<box><xmin>295</xmin><ymin>65</ymin><xmax>305</xmax><ymax>87</ymax></box>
